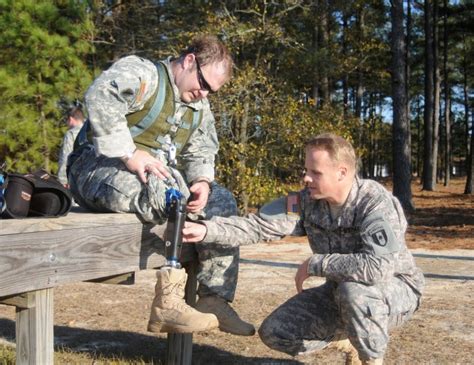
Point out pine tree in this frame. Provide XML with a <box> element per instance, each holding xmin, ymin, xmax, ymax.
<box><xmin>0</xmin><ymin>0</ymin><xmax>94</xmax><ymax>173</ymax></box>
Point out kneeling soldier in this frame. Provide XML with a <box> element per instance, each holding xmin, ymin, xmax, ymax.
<box><xmin>183</xmin><ymin>133</ymin><xmax>424</xmax><ymax>363</ymax></box>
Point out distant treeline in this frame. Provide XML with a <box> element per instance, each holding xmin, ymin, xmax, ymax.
<box><xmin>0</xmin><ymin>1</ymin><xmax>472</xmax><ymax>211</ymax></box>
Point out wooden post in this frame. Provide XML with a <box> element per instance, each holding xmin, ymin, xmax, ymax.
<box><xmin>15</xmin><ymin>288</ymin><xmax>54</xmax><ymax>365</ymax></box>
<box><xmin>166</xmin><ymin>260</ymin><xmax>198</xmax><ymax>365</ymax></box>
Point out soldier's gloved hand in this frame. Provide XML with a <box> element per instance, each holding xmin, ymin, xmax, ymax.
<box><xmin>187</xmin><ymin>180</ymin><xmax>210</xmax><ymax>213</ymax></box>
<box><xmin>123</xmin><ymin>149</ymin><xmax>170</xmax><ymax>183</ymax></box>
<box><xmin>182</xmin><ymin>221</ymin><xmax>207</xmax><ymax>243</ymax></box>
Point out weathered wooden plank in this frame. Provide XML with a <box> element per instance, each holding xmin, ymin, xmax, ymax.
<box><xmin>0</xmin><ymin>210</ymin><xmax>147</xmax><ymax>236</ymax></box>
<box><xmin>0</xmin><ymin>293</ymin><xmax>36</xmax><ymax>309</ymax></box>
<box><xmin>0</xmin><ymin>223</ymin><xmax>167</xmax><ymax>297</ymax></box>
<box><xmin>15</xmin><ymin>288</ymin><xmax>54</xmax><ymax>365</ymax></box>
<box><xmin>88</xmin><ymin>272</ymin><xmax>135</xmax><ymax>285</ymax></box>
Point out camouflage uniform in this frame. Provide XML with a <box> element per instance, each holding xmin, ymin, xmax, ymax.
<box><xmin>200</xmin><ymin>177</ymin><xmax>424</xmax><ymax>360</ymax></box>
<box><xmin>68</xmin><ymin>55</ymin><xmax>239</xmax><ymax>302</ymax></box>
<box><xmin>57</xmin><ymin>125</ymin><xmax>82</xmax><ymax>185</ymax></box>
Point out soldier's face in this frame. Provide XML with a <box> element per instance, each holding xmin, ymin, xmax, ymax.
<box><xmin>303</xmin><ymin>147</ymin><xmax>341</xmax><ymax>203</ymax></box>
<box><xmin>67</xmin><ymin>116</ymin><xmax>82</xmax><ymax>129</ymax></box>
<box><xmin>176</xmin><ymin>54</ymin><xmax>228</xmax><ymax>103</ymax></box>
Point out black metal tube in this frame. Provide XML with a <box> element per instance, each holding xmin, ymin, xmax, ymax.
<box><xmin>164</xmin><ymin>196</ymin><xmax>186</xmax><ymax>268</ymax></box>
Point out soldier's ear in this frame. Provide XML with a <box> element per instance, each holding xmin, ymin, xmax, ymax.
<box><xmin>338</xmin><ymin>166</ymin><xmax>347</xmax><ymax>181</ymax></box>
<box><xmin>183</xmin><ymin>53</ymin><xmax>195</xmax><ymax>70</ymax></box>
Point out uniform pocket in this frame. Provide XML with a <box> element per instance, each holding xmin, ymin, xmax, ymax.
<box><xmin>367</xmin><ymin>302</ymin><xmax>389</xmax><ymax>318</ymax></box>
<box><xmin>93</xmin><ymin>164</ymin><xmax>138</xmax><ymax>212</ymax></box>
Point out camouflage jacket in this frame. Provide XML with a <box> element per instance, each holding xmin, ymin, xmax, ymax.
<box><xmin>203</xmin><ymin>177</ymin><xmax>425</xmax><ymax>294</ymax></box>
<box><xmin>84</xmin><ymin>56</ymin><xmax>218</xmax><ymax>183</ymax></box>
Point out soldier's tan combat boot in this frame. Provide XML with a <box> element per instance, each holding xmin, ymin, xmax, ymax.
<box><xmin>147</xmin><ymin>268</ymin><xmax>218</xmax><ymax>333</ymax></box>
<box><xmin>195</xmin><ymin>295</ymin><xmax>256</xmax><ymax>336</ymax></box>
<box><xmin>327</xmin><ymin>338</ymin><xmax>362</xmax><ymax>365</ymax></box>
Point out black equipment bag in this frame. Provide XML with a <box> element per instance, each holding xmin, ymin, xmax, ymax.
<box><xmin>0</xmin><ymin>170</ymin><xmax>72</xmax><ymax>219</ymax></box>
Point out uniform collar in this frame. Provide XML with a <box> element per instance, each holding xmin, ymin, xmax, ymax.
<box><xmin>162</xmin><ymin>57</ymin><xmax>204</xmax><ymax>111</ymax></box>
<box><xmin>339</xmin><ymin>176</ymin><xmax>362</xmax><ymax>221</ymax></box>
<box><xmin>307</xmin><ymin>177</ymin><xmax>361</xmax><ymax>228</ymax></box>
<box><xmin>344</xmin><ymin>177</ymin><xmax>361</xmax><ymax>205</ymax></box>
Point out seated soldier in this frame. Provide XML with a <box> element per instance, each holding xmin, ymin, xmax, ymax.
<box><xmin>68</xmin><ymin>35</ymin><xmax>254</xmax><ymax>336</ymax></box>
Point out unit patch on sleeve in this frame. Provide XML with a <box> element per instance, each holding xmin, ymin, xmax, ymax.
<box><xmin>372</xmin><ymin>228</ymin><xmax>388</xmax><ymax>246</ymax></box>
<box><xmin>360</xmin><ymin>212</ymin><xmax>400</xmax><ymax>255</ymax></box>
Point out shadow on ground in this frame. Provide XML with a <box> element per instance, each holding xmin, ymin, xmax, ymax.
<box><xmin>0</xmin><ymin>318</ymin><xmax>300</xmax><ymax>364</ymax></box>
<box><xmin>408</xmin><ymin>206</ymin><xmax>474</xmax><ymax>227</ymax></box>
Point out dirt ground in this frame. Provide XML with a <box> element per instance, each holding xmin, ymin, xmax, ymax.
<box><xmin>0</xmin><ymin>178</ymin><xmax>473</xmax><ymax>364</ymax></box>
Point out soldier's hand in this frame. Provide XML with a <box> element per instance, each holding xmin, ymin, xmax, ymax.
<box><xmin>123</xmin><ymin>149</ymin><xmax>170</xmax><ymax>183</ymax></box>
<box><xmin>182</xmin><ymin>221</ymin><xmax>207</xmax><ymax>243</ymax></box>
<box><xmin>295</xmin><ymin>258</ymin><xmax>311</xmax><ymax>293</ymax></box>
<box><xmin>187</xmin><ymin>181</ymin><xmax>210</xmax><ymax>213</ymax></box>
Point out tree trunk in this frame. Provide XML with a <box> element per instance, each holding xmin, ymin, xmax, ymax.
<box><xmin>432</xmin><ymin>0</ymin><xmax>441</xmax><ymax>185</ymax></box>
<box><xmin>465</xmin><ymin>119</ymin><xmax>473</xmax><ymax>194</ymax></box>
<box><xmin>391</xmin><ymin>0</ymin><xmax>414</xmax><ymax>212</ymax></box>
<box><xmin>36</xmin><ymin>73</ymin><xmax>50</xmax><ymax>172</ymax></box>
<box><xmin>444</xmin><ymin>90</ymin><xmax>451</xmax><ymax>185</ymax></box>
<box><xmin>406</xmin><ymin>0</ymin><xmax>412</xmax><ymax>176</ymax></box>
<box><xmin>462</xmin><ymin>41</ymin><xmax>471</xmax><ymax>176</ymax></box>
<box><xmin>312</xmin><ymin>1</ymin><xmax>320</xmax><ymax>105</ymax></box>
<box><xmin>355</xmin><ymin>7</ymin><xmax>365</xmax><ymax>120</ymax></box>
<box><xmin>423</xmin><ymin>0</ymin><xmax>435</xmax><ymax>190</ymax></box>
<box><xmin>417</xmin><ymin>99</ymin><xmax>422</xmax><ymax>178</ymax></box>
<box><xmin>342</xmin><ymin>11</ymin><xmax>349</xmax><ymax>118</ymax></box>
<box><xmin>320</xmin><ymin>0</ymin><xmax>330</xmax><ymax>106</ymax></box>
<box><xmin>443</xmin><ymin>0</ymin><xmax>451</xmax><ymax>186</ymax></box>
<box><xmin>463</xmin><ymin>37</ymin><xmax>473</xmax><ymax>194</ymax></box>
<box><xmin>239</xmin><ymin>98</ymin><xmax>250</xmax><ymax>212</ymax></box>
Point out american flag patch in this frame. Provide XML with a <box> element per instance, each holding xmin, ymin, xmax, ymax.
<box><xmin>136</xmin><ymin>80</ymin><xmax>147</xmax><ymax>103</ymax></box>
<box><xmin>286</xmin><ymin>192</ymin><xmax>300</xmax><ymax>216</ymax></box>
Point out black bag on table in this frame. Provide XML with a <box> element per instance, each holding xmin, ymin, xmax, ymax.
<box><xmin>0</xmin><ymin>170</ymin><xmax>72</xmax><ymax>219</ymax></box>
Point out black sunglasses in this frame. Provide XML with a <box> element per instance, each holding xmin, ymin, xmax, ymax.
<box><xmin>195</xmin><ymin>58</ymin><xmax>215</xmax><ymax>94</ymax></box>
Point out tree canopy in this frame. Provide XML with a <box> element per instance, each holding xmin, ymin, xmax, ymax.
<box><xmin>0</xmin><ymin>0</ymin><xmax>93</xmax><ymax>172</ymax></box>
<box><xmin>1</xmin><ymin>0</ymin><xmax>472</xmax><ymax>210</ymax></box>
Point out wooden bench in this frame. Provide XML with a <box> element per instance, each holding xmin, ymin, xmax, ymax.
<box><xmin>0</xmin><ymin>209</ymin><xmax>198</xmax><ymax>365</ymax></box>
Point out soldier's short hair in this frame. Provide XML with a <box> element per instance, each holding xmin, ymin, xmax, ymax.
<box><xmin>180</xmin><ymin>34</ymin><xmax>233</xmax><ymax>80</ymax></box>
<box><xmin>58</xmin><ymin>99</ymin><xmax>85</xmax><ymax>122</ymax></box>
<box><xmin>68</xmin><ymin>105</ymin><xmax>85</xmax><ymax>121</ymax></box>
<box><xmin>306</xmin><ymin>133</ymin><xmax>357</xmax><ymax>171</ymax></box>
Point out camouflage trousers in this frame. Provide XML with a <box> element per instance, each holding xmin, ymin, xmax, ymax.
<box><xmin>69</xmin><ymin>146</ymin><xmax>240</xmax><ymax>301</ymax></box>
<box><xmin>258</xmin><ymin>278</ymin><xmax>420</xmax><ymax>360</ymax></box>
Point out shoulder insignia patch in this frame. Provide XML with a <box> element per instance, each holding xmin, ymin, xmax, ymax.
<box><xmin>361</xmin><ymin>213</ymin><xmax>400</xmax><ymax>255</ymax></box>
<box><xmin>371</xmin><ymin>228</ymin><xmax>388</xmax><ymax>247</ymax></box>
